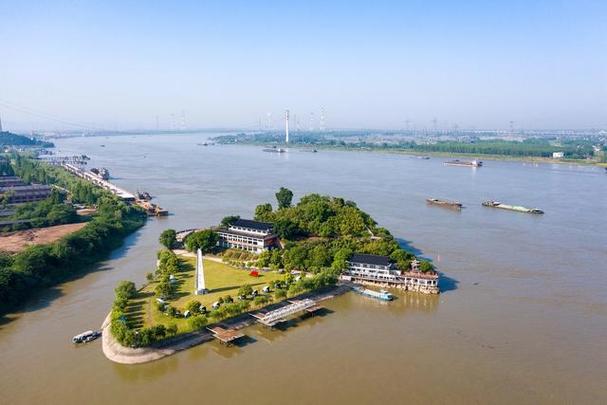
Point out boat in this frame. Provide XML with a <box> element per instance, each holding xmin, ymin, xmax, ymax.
<box><xmin>482</xmin><ymin>200</ymin><xmax>544</xmax><ymax>214</ymax></box>
<box><xmin>262</xmin><ymin>147</ymin><xmax>287</xmax><ymax>153</ymax></box>
<box><xmin>90</xmin><ymin>167</ymin><xmax>110</xmax><ymax>180</ymax></box>
<box><xmin>137</xmin><ymin>191</ymin><xmax>152</xmax><ymax>201</ymax></box>
<box><xmin>426</xmin><ymin>198</ymin><xmax>463</xmax><ymax>209</ymax></box>
<box><xmin>444</xmin><ymin>159</ymin><xmax>482</xmax><ymax>167</ymax></box>
<box><xmin>353</xmin><ymin>286</ymin><xmax>394</xmax><ymax>301</ymax></box>
<box><xmin>72</xmin><ymin>330</ymin><xmax>102</xmax><ymax>344</ymax></box>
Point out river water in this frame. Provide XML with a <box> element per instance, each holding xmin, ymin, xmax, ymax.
<box><xmin>1</xmin><ymin>134</ymin><xmax>606</xmax><ymax>404</ymax></box>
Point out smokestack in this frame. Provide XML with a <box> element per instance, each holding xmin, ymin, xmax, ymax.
<box><xmin>0</xmin><ymin>112</ymin><xmax>3</xmax><ymax>132</ymax></box>
<box><xmin>285</xmin><ymin>109</ymin><xmax>290</xmax><ymax>144</ymax></box>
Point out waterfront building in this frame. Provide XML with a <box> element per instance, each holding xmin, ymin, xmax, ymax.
<box><xmin>344</xmin><ymin>253</ymin><xmax>439</xmax><ymax>294</ymax></box>
<box><xmin>552</xmin><ymin>151</ymin><xmax>565</xmax><ymax>159</ymax></box>
<box><xmin>217</xmin><ymin>218</ymin><xmax>278</xmax><ymax>254</ymax></box>
<box><xmin>0</xmin><ymin>174</ymin><xmax>52</xmax><ymax>204</ymax></box>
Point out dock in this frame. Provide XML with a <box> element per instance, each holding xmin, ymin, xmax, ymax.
<box><xmin>207</xmin><ymin>326</ymin><xmax>245</xmax><ymax>345</ymax></box>
<box><xmin>61</xmin><ymin>163</ymin><xmax>168</xmax><ymax>216</ymax></box>
<box><xmin>250</xmin><ymin>299</ymin><xmax>323</xmax><ymax>327</ymax></box>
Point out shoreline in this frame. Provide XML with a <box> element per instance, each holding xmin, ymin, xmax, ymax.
<box><xmin>102</xmin><ymin>284</ymin><xmax>351</xmax><ymax>365</ymax></box>
<box><xmin>222</xmin><ymin>142</ymin><xmax>605</xmax><ymax>167</ymax></box>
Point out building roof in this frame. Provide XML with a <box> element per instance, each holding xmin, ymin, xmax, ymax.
<box><xmin>349</xmin><ymin>253</ymin><xmax>392</xmax><ymax>266</ymax></box>
<box><xmin>231</xmin><ymin>218</ymin><xmax>273</xmax><ymax>231</ymax></box>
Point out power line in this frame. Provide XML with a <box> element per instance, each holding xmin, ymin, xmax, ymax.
<box><xmin>0</xmin><ymin>99</ymin><xmax>105</xmax><ymax>131</ymax></box>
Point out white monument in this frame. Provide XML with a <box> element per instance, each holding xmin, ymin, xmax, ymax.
<box><xmin>195</xmin><ymin>248</ymin><xmax>208</xmax><ymax>295</ymax></box>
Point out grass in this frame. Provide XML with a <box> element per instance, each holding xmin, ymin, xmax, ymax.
<box><xmin>127</xmin><ymin>256</ymin><xmax>284</xmax><ymax>334</ymax></box>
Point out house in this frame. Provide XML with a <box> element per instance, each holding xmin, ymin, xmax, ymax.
<box><xmin>552</xmin><ymin>151</ymin><xmax>565</xmax><ymax>159</ymax></box>
<box><xmin>217</xmin><ymin>218</ymin><xmax>278</xmax><ymax>254</ymax></box>
<box><xmin>344</xmin><ymin>253</ymin><xmax>439</xmax><ymax>294</ymax></box>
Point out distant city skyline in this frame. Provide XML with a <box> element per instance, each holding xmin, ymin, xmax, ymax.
<box><xmin>1</xmin><ymin>1</ymin><xmax>606</xmax><ymax>131</ymax></box>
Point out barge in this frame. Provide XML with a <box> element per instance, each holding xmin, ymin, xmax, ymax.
<box><xmin>444</xmin><ymin>159</ymin><xmax>482</xmax><ymax>167</ymax></box>
<box><xmin>482</xmin><ymin>200</ymin><xmax>544</xmax><ymax>214</ymax></box>
<box><xmin>426</xmin><ymin>198</ymin><xmax>463</xmax><ymax>209</ymax></box>
<box><xmin>353</xmin><ymin>286</ymin><xmax>394</xmax><ymax>301</ymax></box>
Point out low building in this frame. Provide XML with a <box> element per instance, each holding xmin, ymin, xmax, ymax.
<box><xmin>552</xmin><ymin>151</ymin><xmax>565</xmax><ymax>159</ymax></box>
<box><xmin>217</xmin><ymin>218</ymin><xmax>278</xmax><ymax>254</ymax></box>
<box><xmin>0</xmin><ymin>184</ymin><xmax>52</xmax><ymax>204</ymax></box>
<box><xmin>344</xmin><ymin>253</ymin><xmax>439</xmax><ymax>294</ymax></box>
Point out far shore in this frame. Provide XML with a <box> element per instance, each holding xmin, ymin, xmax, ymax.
<box><xmin>225</xmin><ymin>142</ymin><xmax>606</xmax><ymax>167</ymax></box>
<box><xmin>102</xmin><ymin>284</ymin><xmax>351</xmax><ymax>365</ymax></box>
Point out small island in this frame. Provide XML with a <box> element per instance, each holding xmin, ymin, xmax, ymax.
<box><xmin>104</xmin><ymin>187</ymin><xmax>439</xmax><ymax>363</ymax></box>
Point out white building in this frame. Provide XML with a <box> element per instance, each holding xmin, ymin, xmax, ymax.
<box><xmin>552</xmin><ymin>151</ymin><xmax>565</xmax><ymax>159</ymax></box>
<box><xmin>217</xmin><ymin>219</ymin><xmax>278</xmax><ymax>254</ymax></box>
<box><xmin>345</xmin><ymin>253</ymin><xmax>439</xmax><ymax>294</ymax></box>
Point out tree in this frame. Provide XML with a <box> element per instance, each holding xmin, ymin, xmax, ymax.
<box><xmin>419</xmin><ymin>260</ymin><xmax>434</xmax><ymax>273</ymax></box>
<box><xmin>166</xmin><ymin>323</ymin><xmax>178</xmax><ymax>336</ymax></box>
<box><xmin>254</xmin><ymin>203</ymin><xmax>273</xmax><ymax>221</ymax></box>
<box><xmin>185</xmin><ymin>230</ymin><xmax>219</xmax><ymax>253</ymax></box>
<box><xmin>159</xmin><ymin>229</ymin><xmax>177</xmax><ymax>249</ymax></box>
<box><xmin>115</xmin><ymin>280</ymin><xmax>137</xmax><ymax>299</ymax></box>
<box><xmin>275</xmin><ymin>187</ymin><xmax>293</xmax><ymax>209</ymax></box>
<box><xmin>238</xmin><ymin>284</ymin><xmax>253</xmax><ymax>298</ymax></box>
<box><xmin>186</xmin><ymin>300</ymin><xmax>201</xmax><ymax>314</ymax></box>
<box><xmin>274</xmin><ymin>218</ymin><xmax>301</xmax><ymax>239</ymax></box>
<box><xmin>220</xmin><ymin>215</ymin><xmax>240</xmax><ymax>227</ymax></box>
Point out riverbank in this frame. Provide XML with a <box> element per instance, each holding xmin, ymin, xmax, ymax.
<box><xmin>228</xmin><ymin>142</ymin><xmax>605</xmax><ymax>167</ymax></box>
<box><xmin>102</xmin><ymin>283</ymin><xmax>351</xmax><ymax>364</ymax></box>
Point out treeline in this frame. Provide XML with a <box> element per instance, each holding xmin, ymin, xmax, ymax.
<box><xmin>253</xmin><ymin>190</ymin><xmax>431</xmax><ymax>273</ymax></box>
<box><xmin>0</xmin><ymin>156</ymin><xmax>147</xmax><ymax>314</ymax></box>
<box><xmin>0</xmin><ymin>132</ymin><xmax>54</xmax><ymax>147</ymax></box>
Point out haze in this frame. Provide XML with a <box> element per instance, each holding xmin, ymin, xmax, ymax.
<box><xmin>1</xmin><ymin>1</ymin><xmax>606</xmax><ymax>131</ymax></box>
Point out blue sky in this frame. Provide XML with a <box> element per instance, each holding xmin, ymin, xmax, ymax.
<box><xmin>0</xmin><ymin>1</ymin><xmax>605</xmax><ymax>130</ymax></box>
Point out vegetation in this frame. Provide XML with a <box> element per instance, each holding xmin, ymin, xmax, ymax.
<box><xmin>212</xmin><ymin>132</ymin><xmax>605</xmax><ymax>162</ymax></box>
<box><xmin>0</xmin><ymin>131</ymin><xmax>54</xmax><ymax>148</ymax></box>
<box><xmin>275</xmin><ymin>187</ymin><xmax>294</xmax><ymax>209</ymax></box>
<box><xmin>0</xmin><ymin>156</ymin><xmax>146</xmax><ymax>315</ymax></box>
<box><xmin>159</xmin><ymin>229</ymin><xmax>177</xmax><ymax>249</ymax></box>
<box><xmin>184</xmin><ymin>229</ymin><xmax>219</xmax><ymax>253</ymax></box>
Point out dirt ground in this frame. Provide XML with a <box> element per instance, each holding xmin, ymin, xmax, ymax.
<box><xmin>0</xmin><ymin>222</ymin><xmax>87</xmax><ymax>253</ymax></box>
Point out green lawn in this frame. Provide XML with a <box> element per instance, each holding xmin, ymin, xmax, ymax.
<box><xmin>129</xmin><ymin>256</ymin><xmax>284</xmax><ymax>334</ymax></box>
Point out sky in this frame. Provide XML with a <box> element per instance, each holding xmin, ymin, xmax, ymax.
<box><xmin>0</xmin><ymin>0</ymin><xmax>606</xmax><ymax>131</ymax></box>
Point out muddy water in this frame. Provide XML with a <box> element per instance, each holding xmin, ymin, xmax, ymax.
<box><xmin>1</xmin><ymin>134</ymin><xmax>606</xmax><ymax>404</ymax></box>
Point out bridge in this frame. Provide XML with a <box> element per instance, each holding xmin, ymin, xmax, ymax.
<box><xmin>250</xmin><ymin>299</ymin><xmax>323</xmax><ymax>327</ymax></box>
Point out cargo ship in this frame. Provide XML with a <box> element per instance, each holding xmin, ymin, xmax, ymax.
<box><xmin>482</xmin><ymin>200</ymin><xmax>544</xmax><ymax>214</ymax></box>
<box><xmin>426</xmin><ymin>198</ymin><xmax>463</xmax><ymax>209</ymax></box>
<box><xmin>444</xmin><ymin>159</ymin><xmax>482</xmax><ymax>167</ymax></box>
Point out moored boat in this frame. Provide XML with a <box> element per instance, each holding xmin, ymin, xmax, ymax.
<box><xmin>72</xmin><ymin>330</ymin><xmax>102</xmax><ymax>344</ymax></box>
<box><xmin>353</xmin><ymin>286</ymin><xmax>394</xmax><ymax>301</ymax></box>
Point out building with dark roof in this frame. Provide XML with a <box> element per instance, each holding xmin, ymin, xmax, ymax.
<box><xmin>345</xmin><ymin>254</ymin><xmax>439</xmax><ymax>294</ymax></box>
<box><xmin>0</xmin><ymin>183</ymin><xmax>52</xmax><ymax>204</ymax></box>
<box><xmin>217</xmin><ymin>218</ymin><xmax>277</xmax><ymax>254</ymax></box>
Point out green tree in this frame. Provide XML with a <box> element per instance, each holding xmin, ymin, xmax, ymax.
<box><xmin>220</xmin><ymin>215</ymin><xmax>240</xmax><ymax>227</ymax></box>
<box><xmin>254</xmin><ymin>203</ymin><xmax>273</xmax><ymax>221</ymax></box>
<box><xmin>185</xmin><ymin>230</ymin><xmax>219</xmax><ymax>253</ymax></box>
<box><xmin>159</xmin><ymin>229</ymin><xmax>177</xmax><ymax>249</ymax></box>
<box><xmin>238</xmin><ymin>284</ymin><xmax>253</xmax><ymax>298</ymax></box>
<box><xmin>115</xmin><ymin>280</ymin><xmax>137</xmax><ymax>299</ymax></box>
<box><xmin>186</xmin><ymin>300</ymin><xmax>202</xmax><ymax>314</ymax></box>
<box><xmin>275</xmin><ymin>187</ymin><xmax>293</xmax><ymax>209</ymax></box>
<box><xmin>419</xmin><ymin>260</ymin><xmax>434</xmax><ymax>273</ymax></box>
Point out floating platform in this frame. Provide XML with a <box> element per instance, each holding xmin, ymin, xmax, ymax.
<box><xmin>207</xmin><ymin>326</ymin><xmax>245</xmax><ymax>345</ymax></box>
<box><xmin>250</xmin><ymin>299</ymin><xmax>322</xmax><ymax>327</ymax></box>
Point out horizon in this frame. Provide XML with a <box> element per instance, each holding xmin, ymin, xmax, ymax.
<box><xmin>1</xmin><ymin>1</ymin><xmax>606</xmax><ymax>131</ymax></box>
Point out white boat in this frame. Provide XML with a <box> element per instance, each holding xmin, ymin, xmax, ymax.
<box><xmin>353</xmin><ymin>286</ymin><xmax>394</xmax><ymax>301</ymax></box>
<box><xmin>72</xmin><ymin>330</ymin><xmax>101</xmax><ymax>344</ymax></box>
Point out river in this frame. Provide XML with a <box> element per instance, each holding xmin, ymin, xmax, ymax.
<box><xmin>1</xmin><ymin>133</ymin><xmax>606</xmax><ymax>404</ymax></box>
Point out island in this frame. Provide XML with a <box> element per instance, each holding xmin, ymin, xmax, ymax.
<box><xmin>104</xmin><ymin>187</ymin><xmax>439</xmax><ymax>363</ymax></box>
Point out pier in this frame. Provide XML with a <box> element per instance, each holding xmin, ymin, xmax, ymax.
<box><xmin>250</xmin><ymin>299</ymin><xmax>323</xmax><ymax>327</ymax></box>
<box><xmin>61</xmin><ymin>163</ymin><xmax>168</xmax><ymax>216</ymax></box>
<box><xmin>207</xmin><ymin>326</ymin><xmax>245</xmax><ymax>345</ymax></box>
